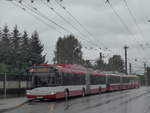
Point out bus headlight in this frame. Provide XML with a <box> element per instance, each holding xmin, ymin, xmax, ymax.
<box><xmin>50</xmin><ymin>92</ymin><xmax>55</xmax><ymax>95</ymax></box>
<box><xmin>26</xmin><ymin>90</ymin><xmax>31</xmax><ymax>95</ymax></box>
<box><xmin>26</xmin><ymin>92</ymin><xmax>31</xmax><ymax>95</ymax></box>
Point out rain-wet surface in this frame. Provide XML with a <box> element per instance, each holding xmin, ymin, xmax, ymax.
<box><xmin>4</xmin><ymin>87</ymin><xmax>150</xmax><ymax>113</ymax></box>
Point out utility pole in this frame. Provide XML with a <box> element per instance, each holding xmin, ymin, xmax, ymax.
<box><xmin>129</xmin><ymin>63</ymin><xmax>132</xmax><ymax>74</ymax></box>
<box><xmin>99</xmin><ymin>52</ymin><xmax>103</xmax><ymax>70</ymax></box>
<box><xmin>3</xmin><ymin>72</ymin><xmax>7</xmax><ymax>97</ymax></box>
<box><xmin>100</xmin><ymin>52</ymin><xmax>102</xmax><ymax>61</ymax></box>
<box><xmin>124</xmin><ymin>46</ymin><xmax>128</xmax><ymax>75</ymax></box>
<box><xmin>144</xmin><ymin>63</ymin><xmax>148</xmax><ymax>86</ymax></box>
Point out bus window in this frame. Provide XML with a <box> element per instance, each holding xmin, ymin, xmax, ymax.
<box><xmin>62</xmin><ymin>73</ymin><xmax>86</xmax><ymax>85</ymax></box>
<box><xmin>91</xmin><ymin>75</ymin><xmax>106</xmax><ymax>85</ymax></box>
<box><xmin>31</xmin><ymin>67</ymin><xmax>63</xmax><ymax>87</ymax></box>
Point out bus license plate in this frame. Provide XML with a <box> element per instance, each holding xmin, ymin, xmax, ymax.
<box><xmin>36</xmin><ymin>97</ymin><xmax>43</xmax><ymax>99</ymax></box>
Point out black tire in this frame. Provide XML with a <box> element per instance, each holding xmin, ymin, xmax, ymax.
<box><xmin>98</xmin><ymin>87</ymin><xmax>101</xmax><ymax>94</ymax></box>
<box><xmin>64</xmin><ymin>90</ymin><xmax>69</xmax><ymax>101</ymax></box>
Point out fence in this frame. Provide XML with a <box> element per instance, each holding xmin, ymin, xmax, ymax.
<box><xmin>0</xmin><ymin>73</ymin><xmax>32</xmax><ymax>97</ymax></box>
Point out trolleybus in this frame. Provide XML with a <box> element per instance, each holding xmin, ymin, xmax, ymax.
<box><xmin>26</xmin><ymin>64</ymin><xmax>139</xmax><ymax>100</ymax></box>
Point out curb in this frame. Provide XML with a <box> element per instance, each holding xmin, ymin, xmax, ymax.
<box><xmin>0</xmin><ymin>100</ymin><xmax>31</xmax><ymax>113</ymax></box>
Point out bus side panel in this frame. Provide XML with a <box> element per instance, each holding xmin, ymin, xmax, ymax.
<box><xmin>56</xmin><ymin>91</ymin><xmax>65</xmax><ymax>99</ymax></box>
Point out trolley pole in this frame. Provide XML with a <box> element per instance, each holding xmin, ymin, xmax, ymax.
<box><xmin>124</xmin><ymin>46</ymin><xmax>128</xmax><ymax>75</ymax></box>
<box><xmin>129</xmin><ymin>63</ymin><xmax>132</xmax><ymax>74</ymax></box>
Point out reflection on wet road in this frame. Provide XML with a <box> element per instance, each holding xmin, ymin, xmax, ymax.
<box><xmin>4</xmin><ymin>87</ymin><xmax>150</xmax><ymax>113</ymax></box>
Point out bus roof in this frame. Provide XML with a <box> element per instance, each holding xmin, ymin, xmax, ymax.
<box><xmin>30</xmin><ymin>64</ymin><xmax>137</xmax><ymax>77</ymax></box>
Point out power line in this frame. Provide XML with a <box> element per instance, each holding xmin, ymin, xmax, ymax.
<box><xmin>105</xmin><ymin>0</ymin><xmax>147</xmax><ymax>58</ymax></box>
<box><xmin>22</xmin><ymin>0</ymin><xmax>73</xmax><ymax>34</ymax></box>
<box><xmin>9</xmin><ymin>1</ymin><xmax>112</xmax><ymax>63</ymax></box>
<box><xmin>106</xmin><ymin>1</ymin><xmax>134</xmax><ymax>36</ymax></box>
<box><xmin>29</xmin><ymin>0</ymin><xmax>114</xmax><ymax>54</ymax></box>
<box><xmin>40</xmin><ymin>0</ymin><xmax>102</xmax><ymax>49</ymax></box>
<box><xmin>14</xmin><ymin>2</ymin><xmax>106</xmax><ymax>53</ymax></box>
<box><xmin>22</xmin><ymin>0</ymin><xmax>106</xmax><ymax>49</ymax></box>
<box><xmin>123</xmin><ymin>0</ymin><xmax>150</xmax><ymax>48</ymax></box>
<box><xmin>41</xmin><ymin>0</ymin><xmax>84</xmax><ymax>35</ymax></box>
<box><xmin>122</xmin><ymin>0</ymin><xmax>150</xmax><ymax>59</ymax></box>
<box><xmin>105</xmin><ymin>0</ymin><xmax>144</xmax><ymax>58</ymax></box>
<box><xmin>11</xmin><ymin>1</ymin><xmax>64</xmax><ymax>34</ymax></box>
<box><xmin>53</xmin><ymin>0</ymin><xmax>107</xmax><ymax>49</ymax></box>
<box><xmin>10</xmin><ymin>0</ymin><xmax>116</xmax><ymax>56</ymax></box>
<box><xmin>23</xmin><ymin>1</ymin><xmax>95</xmax><ymax>44</ymax></box>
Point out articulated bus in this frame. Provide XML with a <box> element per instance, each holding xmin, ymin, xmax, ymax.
<box><xmin>26</xmin><ymin>64</ymin><xmax>139</xmax><ymax>100</ymax></box>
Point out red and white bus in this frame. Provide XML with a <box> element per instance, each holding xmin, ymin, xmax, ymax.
<box><xmin>26</xmin><ymin>64</ymin><xmax>139</xmax><ymax>100</ymax></box>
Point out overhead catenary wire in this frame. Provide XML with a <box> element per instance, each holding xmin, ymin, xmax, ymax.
<box><xmin>22</xmin><ymin>0</ymin><xmax>73</xmax><ymax>34</ymax></box>
<box><xmin>122</xmin><ymin>0</ymin><xmax>150</xmax><ymax>59</ymax></box>
<box><xmin>13</xmin><ymin>0</ymin><xmax>105</xmax><ymax>50</ymax></box>
<box><xmin>11</xmin><ymin>0</ymin><xmax>116</xmax><ymax>55</ymax></box>
<box><xmin>106</xmin><ymin>0</ymin><xmax>135</xmax><ymax>37</ymax></box>
<box><xmin>10</xmin><ymin>1</ymin><xmax>108</xmax><ymax>60</ymax></box>
<box><xmin>40</xmin><ymin>0</ymin><xmax>103</xmax><ymax>49</ymax></box>
<box><xmin>41</xmin><ymin>0</ymin><xmax>86</xmax><ymax>36</ymax></box>
<box><xmin>9</xmin><ymin>0</ymin><xmax>120</xmax><ymax>60</ymax></box>
<box><xmin>11</xmin><ymin>1</ymin><xmax>63</xmax><ymax>34</ymax></box>
<box><xmin>105</xmin><ymin>0</ymin><xmax>150</xmax><ymax>71</ymax></box>
<box><xmin>105</xmin><ymin>0</ymin><xmax>147</xmax><ymax>58</ymax></box>
<box><xmin>53</xmin><ymin>0</ymin><xmax>108</xmax><ymax>50</ymax></box>
<box><xmin>19</xmin><ymin>4</ymin><xmax>107</xmax><ymax>59</ymax></box>
<box><xmin>30</xmin><ymin>0</ymin><xmax>108</xmax><ymax>48</ymax></box>
<box><xmin>5</xmin><ymin>0</ymin><xmax>147</xmax><ymax>71</ymax></box>
<box><xmin>123</xmin><ymin>0</ymin><xmax>150</xmax><ymax>48</ymax></box>
<box><xmin>26</xmin><ymin>0</ymin><xmax>115</xmax><ymax>54</ymax></box>
<box><xmin>106</xmin><ymin>0</ymin><xmax>146</xmax><ymax>52</ymax></box>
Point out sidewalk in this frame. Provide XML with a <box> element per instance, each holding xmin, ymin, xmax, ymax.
<box><xmin>0</xmin><ymin>97</ymin><xmax>28</xmax><ymax>112</ymax></box>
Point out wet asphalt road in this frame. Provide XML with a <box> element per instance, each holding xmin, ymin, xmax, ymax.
<box><xmin>4</xmin><ymin>87</ymin><xmax>150</xmax><ymax>113</ymax></box>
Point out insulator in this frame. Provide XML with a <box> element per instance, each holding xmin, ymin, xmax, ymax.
<box><xmin>31</xmin><ymin>0</ymin><xmax>34</xmax><ymax>3</ymax></box>
<box><xmin>19</xmin><ymin>0</ymin><xmax>22</xmax><ymax>3</ymax></box>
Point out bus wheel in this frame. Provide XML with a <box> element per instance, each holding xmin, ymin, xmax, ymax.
<box><xmin>98</xmin><ymin>87</ymin><xmax>101</xmax><ymax>94</ymax></box>
<box><xmin>64</xmin><ymin>90</ymin><xmax>69</xmax><ymax>101</ymax></box>
<box><xmin>82</xmin><ymin>88</ymin><xmax>85</xmax><ymax>97</ymax></box>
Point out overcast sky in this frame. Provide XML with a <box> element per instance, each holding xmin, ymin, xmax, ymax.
<box><xmin>0</xmin><ymin>0</ymin><xmax>150</xmax><ymax>74</ymax></box>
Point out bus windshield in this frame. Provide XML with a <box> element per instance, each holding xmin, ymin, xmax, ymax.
<box><xmin>30</xmin><ymin>66</ymin><xmax>61</xmax><ymax>87</ymax></box>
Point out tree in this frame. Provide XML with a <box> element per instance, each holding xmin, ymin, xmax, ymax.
<box><xmin>95</xmin><ymin>59</ymin><xmax>106</xmax><ymax>71</ymax></box>
<box><xmin>53</xmin><ymin>34</ymin><xmax>83</xmax><ymax>64</ymax></box>
<box><xmin>20</xmin><ymin>31</ymin><xmax>31</xmax><ymax>69</ymax></box>
<box><xmin>11</xmin><ymin>25</ymin><xmax>21</xmax><ymax>49</ymax></box>
<box><xmin>30</xmin><ymin>31</ymin><xmax>46</xmax><ymax>65</ymax></box>
<box><xmin>0</xmin><ymin>63</ymin><xmax>10</xmax><ymax>73</ymax></box>
<box><xmin>107</xmin><ymin>55</ymin><xmax>124</xmax><ymax>72</ymax></box>
<box><xmin>0</xmin><ymin>25</ymin><xmax>14</xmax><ymax>73</ymax></box>
<box><xmin>0</xmin><ymin>25</ymin><xmax>11</xmax><ymax>65</ymax></box>
<box><xmin>82</xmin><ymin>60</ymin><xmax>93</xmax><ymax>68</ymax></box>
<box><xmin>11</xmin><ymin>25</ymin><xmax>22</xmax><ymax>72</ymax></box>
<box><xmin>0</xmin><ymin>25</ymin><xmax>46</xmax><ymax>73</ymax></box>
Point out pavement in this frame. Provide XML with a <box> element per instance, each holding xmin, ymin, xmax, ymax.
<box><xmin>3</xmin><ymin>87</ymin><xmax>150</xmax><ymax>113</ymax></box>
<box><xmin>0</xmin><ymin>97</ymin><xmax>28</xmax><ymax>113</ymax></box>
<box><xmin>0</xmin><ymin>87</ymin><xmax>150</xmax><ymax>113</ymax></box>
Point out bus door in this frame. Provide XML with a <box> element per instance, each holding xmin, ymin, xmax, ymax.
<box><xmin>85</xmin><ymin>73</ymin><xmax>91</xmax><ymax>94</ymax></box>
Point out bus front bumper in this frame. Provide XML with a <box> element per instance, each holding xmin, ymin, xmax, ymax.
<box><xmin>26</xmin><ymin>94</ymin><xmax>56</xmax><ymax>99</ymax></box>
